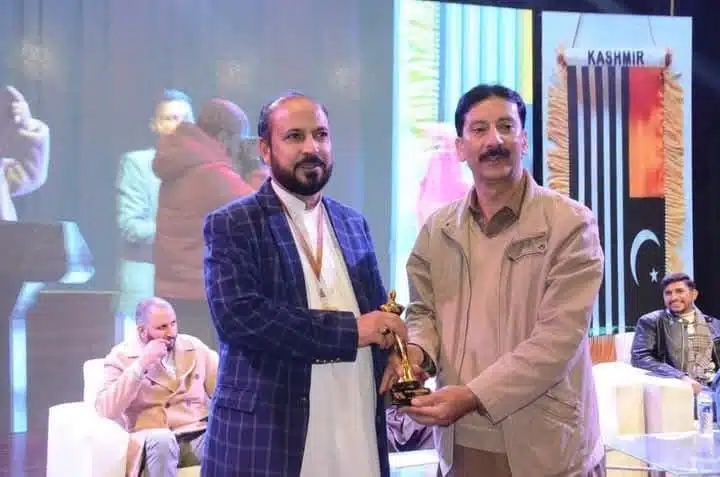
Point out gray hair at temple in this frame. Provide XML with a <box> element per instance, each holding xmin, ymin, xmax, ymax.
<box><xmin>135</xmin><ymin>297</ymin><xmax>174</xmax><ymax>325</ymax></box>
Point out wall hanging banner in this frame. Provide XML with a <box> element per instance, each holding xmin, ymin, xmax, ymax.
<box><xmin>547</xmin><ymin>47</ymin><xmax>685</xmax><ymax>332</ymax></box>
<box><xmin>562</xmin><ymin>47</ymin><xmax>669</xmax><ymax>68</ymax></box>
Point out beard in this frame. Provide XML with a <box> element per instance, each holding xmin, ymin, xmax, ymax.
<box><xmin>270</xmin><ymin>152</ymin><xmax>332</xmax><ymax>196</ymax></box>
<box><xmin>140</xmin><ymin>331</ymin><xmax>176</xmax><ymax>351</ymax></box>
<box><xmin>164</xmin><ymin>336</ymin><xmax>176</xmax><ymax>351</ymax></box>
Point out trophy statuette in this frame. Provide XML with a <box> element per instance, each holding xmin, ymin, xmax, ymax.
<box><xmin>380</xmin><ymin>290</ymin><xmax>431</xmax><ymax>406</ymax></box>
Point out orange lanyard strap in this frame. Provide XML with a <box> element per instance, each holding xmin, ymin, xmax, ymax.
<box><xmin>281</xmin><ymin>202</ymin><xmax>325</xmax><ymax>286</ymax></box>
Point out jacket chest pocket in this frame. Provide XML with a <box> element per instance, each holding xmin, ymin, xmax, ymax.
<box><xmin>505</xmin><ymin>235</ymin><xmax>548</xmax><ymax>262</ymax></box>
<box><xmin>500</xmin><ymin>234</ymin><xmax>549</xmax><ymax>318</ymax></box>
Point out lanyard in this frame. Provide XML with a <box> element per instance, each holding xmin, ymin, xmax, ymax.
<box><xmin>280</xmin><ymin>202</ymin><xmax>328</xmax><ymax>299</ymax></box>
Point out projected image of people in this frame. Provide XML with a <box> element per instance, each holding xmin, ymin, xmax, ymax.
<box><xmin>415</xmin><ymin>122</ymin><xmax>470</xmax><ymax>229</ymax></box>
<box><xmin>153</xmin><ymin>98</ymin><xmax>254</xmax><ymax>348</ymax></box>
<box><xmin>115</xmin><ymin>89</ymin><xmax>194</xmax><ymax>336</ymax></box>
<box><xmin>234</xmin><ymin>136</ymin><xmax>269</xmax><ymax>190</ymax></box>
<box><xmin>392</xmin><ymin>1</ymin><xmax>534</xmax><ymax>304</ymax></box>
<box><xmin>0</xmin><ymin>85</ymin><xmax>50</xmax><ymax>221</ymax></box>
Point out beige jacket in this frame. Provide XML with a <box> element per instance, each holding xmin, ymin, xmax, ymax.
<box><xmin>95</xmin><ymin>334</ymin><xmax>218</xmax><ymax>477</ymax></box>
<box><xmin>406</xmin><ymin>173</ymin><xmax>605</xmax><ymax>477</ymax></box>
<box><xmin>0</xmin><ymin>118</ymin><xmax>50</xmax><ymax>220</ymax></box>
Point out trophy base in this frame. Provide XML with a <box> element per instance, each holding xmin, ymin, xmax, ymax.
<box><xmin>390</xmin><ymin>380</ymin><xmax>431</xmax><ymax>407</ymax></box>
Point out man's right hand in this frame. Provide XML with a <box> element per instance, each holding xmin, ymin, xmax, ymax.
<box><xmin>357</xmin><ymin>311</ymin><xmax>407</xmax><ymax>349</ymax></box>
<box><xmin>137</xmin><ymin>339</ymin><xmax>169</xmax><ymax>372</ymax></box>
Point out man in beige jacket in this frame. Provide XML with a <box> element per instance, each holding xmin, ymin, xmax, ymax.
<box><xmin>0</xmin><ymin>85</ymin><xmax>50</xmax><ymax>221</ymax></box>
<box><xmin>96</xmin><ymin>297</ymin><xmax>218</xmax><ymax>477</ymax></box>
<box><xmin>393</xmin><ymin>84</ymin><xmax>605</xmax><ymax>477</ymax></box>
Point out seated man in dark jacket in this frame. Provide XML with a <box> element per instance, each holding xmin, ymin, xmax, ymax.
<box><xmin>631</xmin><ymin>272</ymin><xmax>720</xmax><ymax>395</ymax></box>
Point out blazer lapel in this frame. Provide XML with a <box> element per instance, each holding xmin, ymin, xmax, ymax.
<box><xmin>255</xmin><ymin>180</ymin><xmax>308</xmax><ymax>307</ymax></box>
<box><xmin>146</xmin><ymin>340</ymin><xmax>199</xmax><ymax>393</ymax></box>
<box><xmin>145</xmin><ymin>363</ymin><xmax>174</xmax><ymax>392</ymax></box>
<box><xmin>323</xmin><ymin>198</ymin><xmax>370</xmax><ymax>312</ymax></box>
<box><xmin>323</xmin><ymin>200</ymin><xmax>388</xmax><ymax>384</ymax></box>
<box><xmin>174</xmin><ymin>336</ymin><xmax>198</xmax><ymax>383</ymax></box>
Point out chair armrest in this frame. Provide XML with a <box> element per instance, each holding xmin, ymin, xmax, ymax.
<box><xmin>47</xmin><ymin>402</ymin><xmax>129</xmax><ymax>477</ymax></box>
<box><xmin>592</xmin><ymin>362</ymin><xmax>647</xmax><ymax>440</ymax></box>
<box><xmin>642</xmin><ymin>375</ymin><xmax>695</xmax><ymax>433</ymax></box>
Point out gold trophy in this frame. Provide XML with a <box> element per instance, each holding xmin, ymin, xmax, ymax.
<box><xmin>380</xmin><ymin>290</ymin><xmax>431</xmax><ymax>406</ymax></box>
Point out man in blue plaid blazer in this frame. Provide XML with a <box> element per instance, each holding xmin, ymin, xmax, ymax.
<box><xmin>201</xmin><ymin>92</ymin><xmax>407</xmax><ymax>477</ymax></box>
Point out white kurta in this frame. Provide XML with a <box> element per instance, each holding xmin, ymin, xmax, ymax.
<box><xmin>271</xmin><ymin>181</ymin><xmax>380</xmax><ymax>477</ymax></box>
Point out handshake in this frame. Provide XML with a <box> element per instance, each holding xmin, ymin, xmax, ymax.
<box><xmin>356</xmin><ymin>290</ymin><xmax>431</xmax><ymax>406</ymax></box>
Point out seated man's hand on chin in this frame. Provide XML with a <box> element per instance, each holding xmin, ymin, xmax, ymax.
<box><xmin>136</xmin><ymin>339</ymin><xmax>170</xmax><ymax>374</ymax></box>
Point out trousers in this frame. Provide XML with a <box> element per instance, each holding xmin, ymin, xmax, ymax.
<box><xmin>142</xmin><ymin>428</ymin><xmax>206</xmax><ymax>477</ymax></box>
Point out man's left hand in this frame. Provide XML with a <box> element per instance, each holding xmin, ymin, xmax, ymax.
<box><xmin>399</xmin><ymin>385</ymin><xmax>480</xmax><ymax>426</ymax></box>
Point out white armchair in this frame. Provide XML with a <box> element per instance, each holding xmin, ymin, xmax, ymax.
<box><xmin>48</xmin><ymin>359</ymin><xmax>438</xmax><ymax>477</ymax></box>
<box><xmin>46</xmin><ymin>358</ymin><xmax>200</xmax><ymax>477</ymax></box>
<box><xmin>592</xmin><ymin>332</ymin><xmax>695</xmax><ymax>477</ymax></box>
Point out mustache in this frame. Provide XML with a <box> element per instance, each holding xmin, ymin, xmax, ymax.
<box><xmin>478</xmin><ymin>146</ymin><xmax>510</xmax><ymax>161</ymax></box>
<box><xmin>295</xmin><ymin>155</ymin><xmax>325</xmax><ymax>169</ymax></box>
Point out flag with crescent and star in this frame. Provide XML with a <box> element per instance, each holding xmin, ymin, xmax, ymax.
<box><xmin>545</xmin><ymin>47</ymin><xmax>687</xmax><ymax>334</ymax></box>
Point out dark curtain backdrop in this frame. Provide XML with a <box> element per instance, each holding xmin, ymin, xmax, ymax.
<box><xmin>0</xmin><ymin>0</ymin><xmax>395</xmax><ymax>291</ymax></box>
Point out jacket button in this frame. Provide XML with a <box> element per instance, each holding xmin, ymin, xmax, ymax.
<box><xmin>165</xmin><ymin>402</ymin><xmax>171</xmax><ymax>408</ymax></box>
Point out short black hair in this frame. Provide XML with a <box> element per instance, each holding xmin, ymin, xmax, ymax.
<box><xmin>154</xmin><ymin>88</ymin><xmax>194</xmax><ymax>122</ymax></box>
<box><xmin>454</xmin><ymin>84</ymin><xmax>526</xmax><ymax>137</ymax></box>
<box><xmin>660</xmin><ymin>272</ymin><xmax>696</xmax><ymax>291</ymax></box>
<box><xmin>257</xmin><ymin>91</ymin><xmax>329</xmax><ymax>143</ymax></box>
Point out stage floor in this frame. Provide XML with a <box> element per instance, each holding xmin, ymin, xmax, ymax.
<box><xmin>0</xmin><ymin>432</ymin><xmax>45</xmax><ymax>476</ymax></box>
<box><xmin>0</xmin><ymin>431</ymin><xmax>438</xmax><ymax>477</ymax></box>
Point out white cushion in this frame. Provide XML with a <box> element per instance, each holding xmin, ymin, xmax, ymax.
<box><xmin>83</xmin><ymin>358</ymin><xmax>106</xmax><ymax>404</ymax></box>
<box><xmin>593</xmin><ymin>362</ymin><xmax>646</xmax><ymax>441</ymax></box>
<box><xmin>643</xmin><ymin>374</ymin><xmax>695</xmax><ymax>433</ymax></box>
<box><xmin>613</xmin><ymin>332</ymin><xmax>635</xmax><ymax>365</ymax></box>
<box><xmin>593</xmin><ymin>362</ymin><xmax>649</xmax><ymax>476</ymax></box>
<box><xmin>47</xmin><ymin>402</ymin><xmax>129</xmax><ymax>477</ymax></box>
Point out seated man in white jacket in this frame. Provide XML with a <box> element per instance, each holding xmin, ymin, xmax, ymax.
<box><xmin>0</xmin><ymin>85</ymin><xmax>50</xmax><ymax>221</ymax></box>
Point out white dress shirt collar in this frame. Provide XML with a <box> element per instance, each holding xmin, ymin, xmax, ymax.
<box><xmin>270</xmin><ymin>179</ymin><xmax>322</xmax><ymax>218</ymax></box>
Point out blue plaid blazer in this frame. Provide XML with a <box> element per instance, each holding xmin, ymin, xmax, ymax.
<box><xmin>201</xmin><ymin>180</ymin><xmax>391</xmax><ymax>477</ymax></box>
